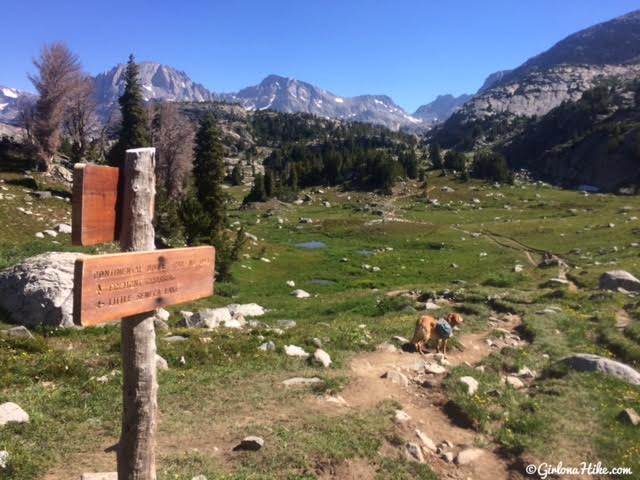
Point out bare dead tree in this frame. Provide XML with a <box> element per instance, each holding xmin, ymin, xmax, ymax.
<box><xmin>29</xmin><ymin>42</ymin><xmax>83</xmax><ymax>171</ymax></box>
<box><xmin>64</xmin><ymin>75</ymin><xmax>96</xmax><ymax>161</ymax></box>
<box><xmin>150</xmin><ymin>103</ymin><xmax>194</xmax><ymax>197</ymax></box>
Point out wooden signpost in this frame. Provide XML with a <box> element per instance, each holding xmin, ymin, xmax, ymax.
<box><xmin>72</xmin><ymin>148</ymin><xmax>215</xmax><ymax>480</ymax></box>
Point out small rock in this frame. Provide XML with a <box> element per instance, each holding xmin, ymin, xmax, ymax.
<box><xmin>376</xmin><ymin>342</ymin><xmax>398</xmax><ymax>353</ymax></box>
<box><xmin>191</xmin><ymin>476</ymin><xmax>208</xmax><ymax>480</ymax></box>
<box><xmin>259</xmin><ymin>341</ymin><xmax>276</xmax><ymax>352</ymax></box>
<box><xmin>313</xmin><ymin>349</ymin><xmax>332</xmax><ymax>368</ymax></box>
<box><xmin>620</xmin><ymin>407</ymin><xmax>640</xmax><ymax>426</ymax></box>
<box><xmin>425</xmin><ymin>301</ymin><xmax>440</xmax><ymax>310</ymax></box>
<box><xmin>392</xmin><ymin>335</ymin><xmax>409</xmax><ymax>344</ymax></box>
<box><xmin>282</xmin><ymin>377</ymin><xmax>322</xmax><ymax>387</ymax></box>
<box><xmin>291</xmin><ymin>289</ymin><xmax>311</xmax><ymax>299</ymax></box>
<box><xmin>311</xmin><ymin>337</ymin><xmax>323</xmax><ymax>348</ymax></box>
<box><xmin>286</xmin><ymin>280</ymin><xmax>296</xmax><ymax>287</ymax></box>
<box><xmin>459</xmin><ymin>376</ymin><xmax>479</xmax><ymax>395</ymax></box>
<box><xmin>415</xmin><ymin>429</ymin><xmax>437</xmax><ymax>452</ymax></box>
<box><xmin>424</xmin><ymin>362</ymin><xmax>447</xmax><ymax>375</ymax></box>
<box><xmin>153</xmin><ymin>317</ymin><xmax>169</xmax><ymax>332</ymax></box>
<box><xmin>513</xmin><ymin>264</ymin><xmax>524</xmax><ymax>273</ymax></box>
<box><xmin>260</xmin><ymin>257</ymin><xmax>271</xmax><ymax>263</ymax></box>
<box><xmin>382</xmin><ymin>370</ymin><xmax>409</xmax><ymax>387</ymax></box>
<box><xmin>505</xmin><ymin>376</ymin><xmax>525</xmax><ymax>389</ymax></box>
<box><xmin>323</xmin><ymin>395</ymin><xmax>348</xmax><ymax>406</ymax></box>
<box><xmin>6</xmin><ymin>326</ymin><xmax>34</xmax><ymax>339</ymax></box>
<box><xmin>442</xmin><ymin>451</ymin><xmax>455</xmax><ymax>463</ymax></box>
<box><xmin>517</xmin><ymin>367</ymin><xmax>536</xmax><ymax>378</ymax></box>
<box><xmin>284</xmin><ymin>345</ymin><xmax>309</xmax><ymax>358</ymax></box>
<box><xmin>456</xmin><ymin>448</ymin><xmax>485</xmax><ymax>465</ymax></box>
<box><xmin>156</xmin><ymin>354</ymin><xmax>169</xmax><ymax>371</ymax></box>
<box><xmin>155</xmin><ymin>308</ymin><xmax>170</xmax><ymax>322</ymax></box>
<box><xmin>0</xmin><ymin>450</ymin><xmax>9</xmax><ymax>469</ymax></box>
<box><xmin>56</xmin><ymin>223</ymin><xmax>72</xmax><ymax>234</ymax></box>
<box><xmin>0</xmin><ymin>402</ymin><xmax>29</xmax><ymax>426</ymax></box>
<box><xmin>35</xmin><ymin>232</ymin><xmax>45</xmax><ymax>238</ymax></box>
<box><xmin>233</xmin><ymin>436</ymin><xmax>264</xmax><ymax>451</ymax></box>
<box><xmin>80</xmin><ymin>474</ymin><xmax>117</xmax><ymax>480</ymax></box>
<box><xmin>163</xmin><ymin>335</ymin><xmax>188</xmax><ymax>343</ymax></box>
<box><xmin>277</xmin><ymin>319</ymin><xmax>297</xmax><ymax>329</ymax></box>
<box><xmin>227</xmin><ymin>303</ymin><xmax>265</xmax><ymax>317</ymax></box>
<box><xmin>44</xmin><ymin>229</ymin><xmax>58</xmax><ymax>237</ymax></box>
<box><xmin>404</xmin><ymin>442</ymin><xmax>424</xmax><ymax>463</ymax></box>
<box><xmin>394</xmin><ymin>409</ymin><xmax>411</xmax><ymax>423</ymax></box>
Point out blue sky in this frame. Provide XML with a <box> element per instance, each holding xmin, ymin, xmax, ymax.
<box><xmin>2</xmin><ymin>0</ymin><xmax>639</xmax><ymax>111</ymax></box>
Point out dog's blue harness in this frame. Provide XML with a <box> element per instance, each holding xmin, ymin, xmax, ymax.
<box><xmin>436</xmin><ymin>318</ymin><xmax>453</xmax><ymax>339</ymax></box>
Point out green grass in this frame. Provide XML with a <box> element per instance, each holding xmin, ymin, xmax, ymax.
<box><xmin>1</xmin><ymin>169</ymin><xmax>639</xmax><ymax>478</ymax></box>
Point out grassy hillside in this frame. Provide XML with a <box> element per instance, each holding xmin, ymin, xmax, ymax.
<box><xmin>1</xmin><ymin>160</ymin><xmax>639</xmax><ymax>478</ymax></box>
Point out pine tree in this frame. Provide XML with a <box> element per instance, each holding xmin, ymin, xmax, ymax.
<box><xmin>264</xmin><ymin>169</ymin><xmax>275</xmax><ymax>198</ymax></box>
<box><xmin>244</xmin><ymin>173</ymin><xmax>267</xmax><ymax>203</ymax></box>
<box><xmin>192</xmin><ymin>113</ymin><xmax>226</xmax><ymax>237</ymax></box>
<box><xmin>109</xmin><ymin>54</ymin><xmax>150</xmax><ymax>166</ymax></box>
<box><xmin>288</xmin><ymin>164</ymin><xmax>299</xmax><ymax>191</ymax></box>
<box><xmin>230</xmin><ymin>164</ymin><xmax>243</xmax><ymax>186</ymax></box>
<box><xmin>429</xmin><ymin>143</ymin><xmax>443</xmax><ymax>170</ymax></box>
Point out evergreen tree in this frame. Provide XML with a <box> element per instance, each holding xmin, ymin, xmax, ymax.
<box><xmin>429</xmin><ymin>143</ymin><xmax>443</xmax><ymax>170</ymax></box>
<box><xmin>288</xmin><ymin>164</ymin><xmax>299</xmax><ymax>191</ymax></box>
<box><xmin>109</xmin><ymin>54</ymin><xmax>149</xmax><ymax>166</ymax></box>
<box><xmin>230</xmin><ymin>164</ymin><xmax>243</xmax><ymax>186</ymax></box>
<box><xmin>264</xmin><ymin>169</ymin><xmax>276</xmax><ymax>198</ymax></box>
<box><xmin>244</xmin><ymin>173</ymin><xmax>267</xmax><ymax>203</ymax></box>
<box><xmin>192</xmin><ymin>113</ymin><xmax>226</xmax><ymax>237</ymax></box>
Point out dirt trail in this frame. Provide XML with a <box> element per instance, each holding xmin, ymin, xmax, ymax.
<box><xmin>317</xmin><ymin>317</ymin><xmax>524</xmax><ymax>480</ymax></box>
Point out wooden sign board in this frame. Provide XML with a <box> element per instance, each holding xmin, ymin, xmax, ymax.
<box><xmin>74</xmin><ymin>246</ymin><xmax>215</xmax><ymax>326</ymax></box>
<box><xmin>72</xmin><ymin>163</ymin><xmax>120</xmax><ymax>246</ymax></box>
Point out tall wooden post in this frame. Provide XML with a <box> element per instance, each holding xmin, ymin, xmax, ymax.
<box><xmin>117</xmin><ymin>148</ymin><xmax>157</xmax><ymax>480</ymax></box>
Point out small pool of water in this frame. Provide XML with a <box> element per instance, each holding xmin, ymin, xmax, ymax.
<box><xmin>296</xmin><ymin>241</ymin><xmax>327</xmax><ymax>249</ymax></box>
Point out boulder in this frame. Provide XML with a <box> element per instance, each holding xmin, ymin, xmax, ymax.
<box><xmin>282</xmin><ymin>377</ymin><xmax>322</xmax><ymax>387</ymax></box>
<box><xmin>382</xmin><ymin>370</ymin><xmax>409</xmax><ymax>387</ymax></box>
<box><xmin>619</xmin><ymin>408</ymin><xmax>639</xmax><ymax>426</ymax></box>
<box><xmin>313</xmin><ymin>349</ymin><xmax>332</xmax><ymax>368</ymax></box>
<box><xmin>394</xmin><ymin>409</ymin><xmax>411</xmax><ymax>423</ymax></box>
<box><xmin>258</xmin><ymin>341</ymin><xmax>276</xmax><ymax>351</ymax></box>
<box><xmin>80</xmin><ymin>474</ymin><xmax>117</xmax><ymax>480</ymax></box>
<box><xmin>284</xmin><ymin>345</ymin><xmax>309</xmax><ymax>358</ymax></box>
<box><xmin>0</xmin><ymin>252</ymin><xmax>82</xmax><ymax>327</ymax></box>
<box><xmin>456</xmin><ymin>448</ymin><xmax>485</xmax><ymax>465</ymax></box>
<box><xmin>233</xmin><ymin>436</ymin><xmax>264</xmax><ymax>452</ymax></box>
<box><xmin>0</xmin><ymin>402</ymin><xmax>29</xmax><ymax>426</ymax></box>
<box><xmin>155</xmin><ymin>354</ymin><xmax>169</xmax><ymax>371</ymax></box>
<box><xmin>190</xmin><ymin>308</ymin><xmax>232</xmax><ymax>328</ymax></box>
<box><xmin>0</xmin><ymin>450</ymin><xmax>9</xmax><ymax>469</ymax></box>
<box><xmin>599</xmin><ymin>270</ymin><xmax>640</xmax><ymax>292</ymax></box>
<box><xmin>559</xmin><ymin>354</ymin><xmax>640</xmax><ymax>385</ymax></box>
<box><xmin>227</xmin><ymin>303</ymin><xmax>265</xmax><ymax>317</ymax></box>
<box><xmin>5</xmin><ymin>326</ymin><xmax>34</xmax><ymax>339</ymax></box>
<box><xmin>291</xmin><ymin>289</ymin><xmax>311</xmax><ymax>299</ymax></box>
<box><xmin>459</xmin><ymin>376</ymin><xmax>479</xmax><ymax>395</ymax></box>
<box><xmin>404</xmin><ymin>442</ymin><xmax>424</xmax><ymax>463</ymax></box>
<box><xmin>415</xmin><ymin>429</ymin><xmax>437</xmax><ymax>452</ymax></box>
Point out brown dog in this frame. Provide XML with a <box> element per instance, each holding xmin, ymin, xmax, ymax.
<box><xmin>410</xmin><ymin>313</ymin><xmax>464</xmax><ymax>357</ymax></box>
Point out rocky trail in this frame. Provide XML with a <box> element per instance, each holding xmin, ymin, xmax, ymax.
<box><xmin>312</xmin><ymin>314</ymin><xmax>527</xmax><ymax>480</ymax></box>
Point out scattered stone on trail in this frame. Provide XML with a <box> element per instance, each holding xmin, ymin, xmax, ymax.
<box><xmin>155</xmin><ymin>354</ymin><xmax>169</xmax><ymax>371</ymax></box>
<box><xmin>163</xmin><ymin>335</ymin><xmax>188</xmax><ymax>343</ymax></box>
<box><xmin>5</xmin><ymin>326</ymin><xmax>34</xmax><ymax>339</ymax></box>
<box><xmin>259</xmin><ymin>341</ymin><xmax>276</xmax><ymax>352</ymax></box>
<box><xmin>425</xmin><ymin>301</ymin><xmax>440</xmax><ymax>310</ymax></box>
<box><xmin>415</xmin><ymin>429</ymin><xmax>437</xmax><ymax>452</ymax></box>
<box><xmin>56</xmin><ymin>223</ymin><xmax>72</xmax><ymax>234</ymax></box>
<box><xmin>228</xmin><ymin>303</ymin><xmax>265</xmax><ymax>317</ymax></box>
<box><xmin>539</xmin><ymin>253</ymin><xmax>567</xmax><ymax>269</ymax></box>
<box><xmin>284</xmin><ymin>345</ymin><xmax>309</xmax><ymax>358</ymax></box>
<box><xmin>559</xmin><ymin>354</ymin><xmax>640</xmax><ymax>385</ymax></box>
<box><xmin>80</xmin><ymin>474</ymin><xmax>117</xmax><ymax>480</ymax></box>
<box><xmin>286</xmin><ymin>280</ymin><xmax>295</xmax><ymax>287</ymax></box>
<box><xmin>459</xmin><ymin>376</ymin><xmax>479</xmax><ymax>395</ymax></box>
<box><xmin>383</xmin><ymin>370</ymin><xmax>409</xmax><ymax>387</ymax></box>
<box><xmin>0</xmin><ymin>402</ymin><xmax>29</xmax><ymax>426</ymax></box>
<box><xmin>323</xmin><ymin>394</ymin><xmax>348</xmax><ymax>406</ymax></box>
<box><xmin>442</xmin><ymin>451</ymin><xmax>455</xmax><ymax>463</ymax></box>
<box><xmin>505</xmin><ymin>376</ymin><xmax>525</xmax><ymax>389</ymax></box>
<box><xmin>233</xmin><ymin>436</ymin><xmax>264</xmax><ymax>451</ymax></box>
<box><xmin>376</xmin><ymin>342</ymin><xmax>398</xmax><ymax>353</ymax></box>
<box><xmin>313</xmin><ymin>349</ymin><xmax>332</xmax><ymax>368</ymax></box>
<box><xmin>619</xmin><ymin>408</ymin><xmax>640</xmax><ymax>426</ymax></box>
<box><xmin>424</xmin><ymin>362</ymin><xmax>447</xmax><ymax>375</ymax></box>
<box><xmin>0</xmin><ymin>252</ymin><xmax>82</xmax><ymax>327</ymax></box>
<box><xmin>404</xmin><ymin>442</ymin><xmax>425</xmax><ymax>463</ymax></box>
<box><xmin>394</xmin><ymin>409</ymin><xmax>411</xmax><ymax>423</ymax></box>
<box><xmin>456</xmin><ymin>448</ymin><xmax>485</xmax><ymax>465</ymax></box>
<box><xmin>277</xmin><ymin>319</ymin><xmax>297</xmax><ymax>329</ymax></box>
<box><xmin>282</xmin><ymin>377</ymin><xmax>322</xmax><ymax>387</ymax></box>
<box><xmin>291</xmin><ymin>289</ymin><xmax>311</xmax><ymax>299</ymax></box>
<box><xmin>0</xmin><ymin>450</ymin><xmax>9</xmax><ymax>469</ymax></box>
<box><xmin>599</xmin><ymin>270</ymin><xmax>640</xmax><ymax>292</ymax></box>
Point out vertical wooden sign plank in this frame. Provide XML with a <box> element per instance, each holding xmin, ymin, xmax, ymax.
<box><xmin>72</xmin><ymin>163</ymin><xmax>119</xmax><ymax>246</ymax></box>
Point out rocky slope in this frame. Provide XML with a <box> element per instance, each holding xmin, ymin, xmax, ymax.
<box><xmin>0</xmin><ymin>86</ymin><xmax>35</xmax><ymax>126</ymax></box>
<box><xmin>412</xmin><ymin>93</ymin><xmax>472</xmax><ymax>124</ymax></box>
